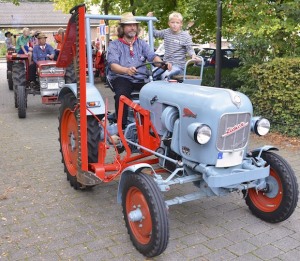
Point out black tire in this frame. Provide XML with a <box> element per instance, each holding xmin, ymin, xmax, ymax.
<box><xmin>245</xmin><ymin>151</ymin><xmax>298</xmax><ymax>223</ymax></box>
<box><xmin>58</xmin><ymin>93</ymin><xmax>103</xmax><ymax>189</ymax></box>
<box><xmin>17</xmin><ymin>85</ymin><xmax>27</xmax><ymax>119</ymax></box>
<box><xmin>65</xmin><ymin>63</ymin><xmax>76</xmax><ymax>84</ymax></box>
<box><xmin>12</xmin><ymin>63</ymin><xmax>26</xmax><ymax>108</ymax></box>
<box><xmin>7</xmin><ymin>61</ymin><xmax>13</xmax><ymax>90</ymax></box>
<box><xmin>122</xmin><ymin>171</ymin><xmax>169</xmax><ymax>257</ymax></box>
<box><xmin>87</xmin><ymin>115</ymin><xmax>102</xmax><ymax>163</ymax></box>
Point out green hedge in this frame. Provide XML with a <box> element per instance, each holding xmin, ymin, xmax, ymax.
<box><xmin>187</xmin><ymin>66</ymin><xmax>241</xmax><ymax>90</ymax></box>
<box><xmin>186</xmin><ymin>59</ymin><xmax>299</xmax><ymax>137</ymax></box>
<box><xmin>0</xmin><ymin>43</ymin><xmax>6</xmax><ymax>56</ymax></box>
<box><xmin>239</xmin><ymin>57</ymin><xmax>300</xmax><ymax>137</ymax></box>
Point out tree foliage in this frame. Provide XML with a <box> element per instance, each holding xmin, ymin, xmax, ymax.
<box><xmin>12</xmin><ymin>0</ymin><xmax>300</xmax><ymax>64</ymax></box>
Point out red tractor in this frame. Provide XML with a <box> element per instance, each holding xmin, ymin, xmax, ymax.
<box><xmin>8</xmin><ymin>51</ymin><xmax>69</xmax><ymax>118</ymax></box>
<box><xmin>56</xmin><ymin>5</ymin><xmax>298</xmax><ymax>258</ymax></box>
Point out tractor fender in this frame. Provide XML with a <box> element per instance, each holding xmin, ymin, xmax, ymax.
<box><xmin>58</xmin><ymin>83</ymin><xmax>105</xmax><ymax>115</ymax></box>
<box><xmin>117</xmin><ymin>163</ymin><xmax>155</xmax><ymax>204</ymax></box>
<box><xmin>250</xmin><ymin>145</ymin><xmax>278</xmax><ymax>156</ymax></box>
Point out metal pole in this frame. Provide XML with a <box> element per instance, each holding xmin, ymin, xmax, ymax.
<box><xmin>215</xmin><ymin>0</ymin><xmax>222</xmax><ymax>87</ymax></box>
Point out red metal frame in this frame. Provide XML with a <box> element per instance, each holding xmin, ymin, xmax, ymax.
<box><xmin>89</xmin><ymin>95</ymin><xmax>161</xmax><ymax>182</ymax></box>
<box><xmin>77</xmin><ymin>6</ymin><xmax>88</xmax><ymax>171</ymax></box>
<box><xmin>58</xmin><ymin>5</ymin><xmax>162</xmax><ymax>182</ymax></box>
<box><xmin>42</xmin><ymin>96</ymin><xmax>60</xmax><ymax>104</ymax></box>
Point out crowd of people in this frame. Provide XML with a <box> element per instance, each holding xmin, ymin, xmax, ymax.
<box><xmin>5</xmin><ymin>10</ymin><xmax>199</xmax><ymax>120</ymax></box>
<box><xmin>4</xmin><ymin>27</ymin><xmax>64</xmax><ymax>86</ymax></box>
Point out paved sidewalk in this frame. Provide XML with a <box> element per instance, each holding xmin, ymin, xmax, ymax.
<box><xmin>0</xmin><ymin>62</ymin><xmax>299</xmax><ymax>260</ymax></box>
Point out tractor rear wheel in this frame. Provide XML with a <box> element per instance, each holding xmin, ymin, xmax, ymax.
<box><xmin>17</xmin><ymin>85</ymin><xmax>27</xmax><ymax>118</ymax></box>
<box><xmin>12</xmin><ymin>63</ymin><xmax>26</xmax><ymax>108</ymax></box>
<box><xmin>245</xmin><ymin>151</ymin><xmax>298</xmax><ymax>223</ymax></box>
<box><xmin>65</xmin><ymin>63</ymin><xmax>76</xmax><ymax>84</ymax></box>
<box><xmin>122</xmin><ymin>171</ymin><xmax>169</xmax><ymax>257</ymax></box>
<box><xmin>58</xmin><ymin>92</ymin><xmax>102</xmax><ymax>189</ymax></box>
<box><xmin>7</xmin><ymin>61</ymin><xmax>13</xmax><ymax>90</ymax></box>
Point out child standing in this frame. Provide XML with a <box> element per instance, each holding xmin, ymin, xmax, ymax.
<box><xmin>148</xmin><ymin>11</ymin><xmax>200</xmax><ymax>80</ymax></box>
<box><xmin>5</xmin><ymin>31</ymin><xmax>15</xmax><ymax>50</ymax></box>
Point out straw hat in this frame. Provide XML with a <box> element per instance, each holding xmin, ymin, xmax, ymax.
<box><xmin>37</xmin><ymin>33</ymin><xmax>47</xmax><ymax>39</ymax></box>
<box><xmin>120</xmin><ymin>12</ymin><xmax>140</xmax><ymax>24</ymax></box>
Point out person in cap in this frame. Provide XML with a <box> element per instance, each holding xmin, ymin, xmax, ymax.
<box><xmin>107</xmin><ymin>12</ymin><xmax>169</xmax><ymax>128</ymax></box>
<box><xmin>32</xmin><ymin>33</ymin><xmax>54</xmax><ymax>62</ymax></box>
<box><xmin>5</xmin><ymin>31</ymin><xmax>14</xmax><ymax>50</ymax></box>
<box><xmin>29</xmin><ymin>33</ymin><xmax>55</xmax><ymax>84</ymax></box>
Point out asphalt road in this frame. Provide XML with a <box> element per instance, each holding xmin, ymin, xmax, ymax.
<box><xmin>0</xmin><ymin>60</ymin><xmax>299</xmax><ymax>260</ymax></box>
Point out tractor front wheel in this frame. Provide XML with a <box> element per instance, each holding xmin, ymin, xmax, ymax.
<box><xmin>245</xmin><ymin>151</ymin><xmax>298</xmax><ymax>223</ymax></box>
<box><xmin>59</xmin><ymin>93</ymin><xmax>79</xmax><ymax>188</ymax></box>
<box><xmin>17</xmin><ymin>85</ymin><xmax>27</xmax><ymax>118</ymax></box>
<box><xmin>122</xmin><ymin>171</ymin><xmax>169</xmax><ymax>257</ymax></box>
<box><xmin>58</xmin><ymin>92</ymin><xmax>102</xmax><ymax>189</ymax></box>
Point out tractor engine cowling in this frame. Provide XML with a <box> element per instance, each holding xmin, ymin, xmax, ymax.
<box><xmin>139</xmin><ymin>81</ymin><xmax>253</xmax><ymax>167</ymax></box>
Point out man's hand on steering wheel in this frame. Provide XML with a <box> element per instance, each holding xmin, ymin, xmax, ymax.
<box><xmin>126</xmin><ymin>66</ymin><xmax>138</xmax><ymax>76</ymax></box>
<box><xmin>159</xmin><ymin>62</ymin><xmax>172</xmax><ymax>71</ymax></box>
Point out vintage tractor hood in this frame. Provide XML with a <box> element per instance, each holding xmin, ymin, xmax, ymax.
<box><xmin>140</xmin><ymin>81</ymin><xmax>251</xmax><ymax>113</ymax></box>
<box><xmin>140</xmin><ymin>81</ymin><xmax>254</xmax><ymax>165</ymax></box>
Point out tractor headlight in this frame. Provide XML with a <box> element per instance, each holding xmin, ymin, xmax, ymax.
<box><xmin>40</xmin><ymin>79</ymin><xmax>47</xmax><ymax>89</ymax></box>
<box><xmin>251</xmin><ymin>117</ymin><xmax>270</xmax><ymax>136</ymax></box>
<box><xmin>58</xmin><ymin>80</ymin><xmax>65</xmax><ymax>88</ymax></box>
<box><xmin>188</xmin><ymin>123</ymin><xmax>212</xmax><ymax>145</ymax></box>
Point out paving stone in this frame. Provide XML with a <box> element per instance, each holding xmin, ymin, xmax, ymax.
<box><xmin>252</xmin><ymin>244</ymin><xmax>283</xmax><ymax>260</ymax></box>
<box><xmin>204</xmin><ymin>248</ymin><xmax>237</xmax><ymax>261</ymax></box>
<box><xmin>226</xmin><ymin>241</ymin><xmax>257</xmax><ymax>256</ymax></box>
<box><xmin>271</xmin><ymin>236</ymin><xmax>300</xmax><ymax>252</ymax></box>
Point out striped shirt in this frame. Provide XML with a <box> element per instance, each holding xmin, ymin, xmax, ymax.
<box><xmin>153</xmin><ymin>28</ymin><xmax>195</xmax><ymax>68</ymax></box>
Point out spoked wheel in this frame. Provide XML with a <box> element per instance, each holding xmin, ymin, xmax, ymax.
<box><xmin>245</xmin><ymin>151</ymin><xmax>298</xmax><ymax>223</ymax></box>
<box><xmin>58</xmin><ymin>93</ymin><xmax>102</xmax><ymax>190</ymax></box>
<box><xmin>122</xmin><ymin>171</ymin><xmax>169</xmax><ymax>257</ymax></box>
<box><xmin>17</xmin><ymin>85</ymin><xmax>27</xmax><ymax>118</ymax></box>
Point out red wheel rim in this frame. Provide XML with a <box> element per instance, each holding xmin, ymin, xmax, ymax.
<box><xmin>248</xmin><ymin>168</ymin><xmax>283</xmax><ymax>212</ymax></box>
<box><xmin>126</xmin><ymin>186</ymin><xmax>152</xmax><ymax>244</ymax></box>
<box><xmin>61</xmin><ymin>109</ymin><xmax>78</xmax><ymax>176</ymax></box>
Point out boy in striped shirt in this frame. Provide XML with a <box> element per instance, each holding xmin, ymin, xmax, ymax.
<box><xmin>148</xmin><ymin>11</ymin><xmax>200</xmax><ymax>80</ymax></box>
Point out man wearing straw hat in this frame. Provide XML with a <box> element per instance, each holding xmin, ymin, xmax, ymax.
<box><xmin>107</xmin><ymin>12</ymin><xmax>170</xmax><ymax>129</ymax></box>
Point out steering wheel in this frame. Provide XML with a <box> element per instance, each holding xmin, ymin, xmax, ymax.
<box><xmin>134</xmin><ymin>61</ymin><xmax>168</xmax><ymax>80</ymax></box>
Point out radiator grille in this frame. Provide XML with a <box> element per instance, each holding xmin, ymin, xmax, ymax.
<box><xmin>217</xmin><ymin>113</ymin><xmax>251</xmax><ymax>151</ymax></box>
